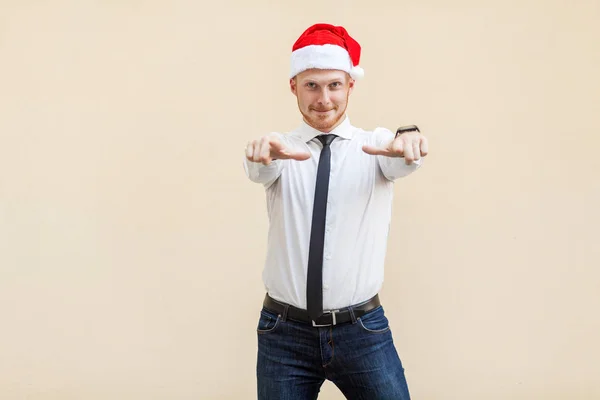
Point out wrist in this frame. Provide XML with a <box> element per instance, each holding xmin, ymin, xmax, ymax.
<box><xmin>395</xmin><ymin>125</ymin><xmax>420</xmax><ymax>139</ymax></box>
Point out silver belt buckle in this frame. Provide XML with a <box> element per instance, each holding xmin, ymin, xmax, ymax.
<box><xmin>311</xmin><ymin>310</ymin><xmax>338</xmax><ymax>327</ymax></box>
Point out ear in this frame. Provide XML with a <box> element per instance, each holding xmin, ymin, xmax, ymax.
<box><xmin>348</xmin><ymin>77</ymin><xmax>355</xmax><ymax>95</ymax></box>
<box><xmin>290</xmin><ymin>77</ymin><xmax>297</xmax><ymax>96</ymax></box>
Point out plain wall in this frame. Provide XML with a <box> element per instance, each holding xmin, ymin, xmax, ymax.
<box><xmin>1</xmin><ymin>0</ymin><xmax>599</xmax><ymax>399</ymax></box>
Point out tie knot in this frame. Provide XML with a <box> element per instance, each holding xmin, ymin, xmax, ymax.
<box><xmin>317</xmin><ymin>134</ymin><xmax>337</xmax><ymax>147</ymax></box>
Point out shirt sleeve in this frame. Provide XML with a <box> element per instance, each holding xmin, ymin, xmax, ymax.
<box><xmin>373</xmin><ymin>127</ymin><xmax>423</xmax><ymax>181</ymax></box>
<box><xmin>243</xmin><ymin>157</ymin><xmax>285</xmax><ymax>188</ymax></box>
<box><xmin>242</xmin><ymin>132</ymin><xmax>289</xmax><ymax>188</ymax></box>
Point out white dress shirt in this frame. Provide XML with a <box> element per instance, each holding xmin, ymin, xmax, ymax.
<box><xmin>244</xmin><ymin>115</ymin><xmax>422</xmax><ymax>311</ymax></box>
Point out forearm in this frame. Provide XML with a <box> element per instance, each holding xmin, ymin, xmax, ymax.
<box><xmin>243</xmin><ymin>157</ymin><xmax>284</xmax><ymax>187</ymax></box>
<box><xmin>378</xmin><ymin>155</ymin><xmax>422</xmax><ymax>180</ymax></box>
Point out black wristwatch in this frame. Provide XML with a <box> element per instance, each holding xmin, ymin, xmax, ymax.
<box><xmin>395</xmin><ymin>125</ymin><xmax>420</xmax><ymax>138</ymax></box>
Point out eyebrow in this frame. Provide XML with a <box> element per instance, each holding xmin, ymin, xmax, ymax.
<box><xmin>303</xmin><ymin>78</ymin><xmax>344</xmax><ymax>84</ymax></box>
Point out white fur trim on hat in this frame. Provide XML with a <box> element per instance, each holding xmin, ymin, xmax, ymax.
<box><xmin>350</xmin><ymin>65</ymin><xmax>364</xmax><ymax>79</ymax></box>
<box><xmin>290</xmin><ymin>44</ymin><xmax>364</xmax><ymax>79</ymax></box>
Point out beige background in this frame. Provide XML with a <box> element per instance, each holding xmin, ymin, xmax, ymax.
<box><xmin>1</xmin><ymin>0</ymin><xmax>599</xmax><ymax>399</ymax></box>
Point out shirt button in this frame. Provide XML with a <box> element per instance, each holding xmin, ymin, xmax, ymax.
<box><xmin>325</xmin><ymin>254</ymin><xmax>331</xmax><ymax>260</ymax></box>
<box><xmin>324</xmin><ymin>284</ymin><xmax>329</xmax><ymax>290</ymax></box>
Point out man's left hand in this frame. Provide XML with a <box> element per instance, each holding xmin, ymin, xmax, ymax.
<box><xmin>362</xmin><ymin>131</ymin><xmax>429</xmax><ymax>165</ymax></box>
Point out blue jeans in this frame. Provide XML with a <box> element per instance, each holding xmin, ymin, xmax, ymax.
<box><xmin>256</xmin><ymin>303</ymin><xmax>411</xmax><ymax>399</ymax></box>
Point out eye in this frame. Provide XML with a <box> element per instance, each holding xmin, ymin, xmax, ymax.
<box><xmin>329</xmin><ymin>82</ymin><xmax>342</xmax><ymax>88</ymax></box>
<box><xmin>306</xmin><ymin>82</ymin><xmax>317</xmax><ymax>89</ymax></box>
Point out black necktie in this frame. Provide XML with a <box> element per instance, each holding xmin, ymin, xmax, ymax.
<box><xmin>307</xmin><ymin>134</ymin><xmax>337</xmax><ymax>321</ymax></box>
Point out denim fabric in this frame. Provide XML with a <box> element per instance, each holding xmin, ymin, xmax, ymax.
<box><xmin>256</xmin><ymin>305</ymin><xmax>411</xmax><ymax>399</ymax></box>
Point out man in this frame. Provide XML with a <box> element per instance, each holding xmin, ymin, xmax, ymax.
<box><xmin>244</xmin><ymin>23</ymin><xmax>428</xmax><ymax>399</ymax></box>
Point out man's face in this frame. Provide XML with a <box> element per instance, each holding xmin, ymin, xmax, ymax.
<box><xmin>290</xmin><ymin>69</ymin><xmax>355</xmax><ymax>132</ymax></box>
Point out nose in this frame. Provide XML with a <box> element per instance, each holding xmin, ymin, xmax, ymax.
<box><xmin>318</xmin><ymin>88</ymin><xmax>331</xmax><ymax>105</ymax></box>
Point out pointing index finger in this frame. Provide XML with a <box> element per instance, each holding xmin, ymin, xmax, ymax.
<box><xmin>362</xmin><ymin>144</ymin><xmax>388</xmax><ymax>156</ymax></box>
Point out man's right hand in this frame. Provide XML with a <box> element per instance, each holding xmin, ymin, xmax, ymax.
<box><xmin>246</xmin><ymin>133</ymin><xmax>311</xmax><ymax>165</ymax></box>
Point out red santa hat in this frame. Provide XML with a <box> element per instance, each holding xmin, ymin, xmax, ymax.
<box><xmin>289</xmin><ymin>23</ymin><xmax>365</xmax><ymax>80</ymax></box>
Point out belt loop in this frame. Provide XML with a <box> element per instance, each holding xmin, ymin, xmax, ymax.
<box><xmin>281</xmin><ymin>304</ymin><xmax>289</xmax><ymax>322</ymax></box>
<box><xmin>348</xmin><ymin>306</ymin><xmax>357</xmax><ymax>324</ymax></box>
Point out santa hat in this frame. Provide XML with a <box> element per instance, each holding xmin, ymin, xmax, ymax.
<box><xmin>289</xmin><ymin>23</ymin><xmax>365</xmax><ymax>80</ymax></box>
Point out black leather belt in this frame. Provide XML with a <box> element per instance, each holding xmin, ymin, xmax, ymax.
<box><xmin>263</xmin><ymin>293</ymin><xmax>381</xmax><ymax>327</ymax></box>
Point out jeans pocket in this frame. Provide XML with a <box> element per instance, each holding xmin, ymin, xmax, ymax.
<box><xmin>357</xmin><ymin>306</ymin><xmax>390</xmax><ymax>334</ymax></box>
<box><xmin>257</xmin><ymin>308</ymin><xmax>281</xmax><ymax>334</ymax></box>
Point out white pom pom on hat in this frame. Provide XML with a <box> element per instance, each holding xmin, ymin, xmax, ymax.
<box><xmin>289</xmin><ymin>23</ymin><xmax>365</xmax><ymax>80</ymax></box>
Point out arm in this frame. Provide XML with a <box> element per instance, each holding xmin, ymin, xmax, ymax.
<box><xmin>243</xmin><ymin>132</ymin><xmax>311</xmax><ymax>187</ymax></box>
<box><xmin>363</xmin><ymin>127</ymin><xmax>428</xmax><ymax>181</ymax></box>
<box><xmin>243</xmin><ymin>157</ymin><xmax>285</xmax><ymax>188</ymax></box>
<box><xmin>374</xmin><ymin>128</ymin><xmax>423</xmax><ymax>180</ymax></box>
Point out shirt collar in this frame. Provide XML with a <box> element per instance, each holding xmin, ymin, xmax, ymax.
<box><xmin>292</xmin><ymin>114</ymin><xmax>355</xmax><ymax>143</ymax></box>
